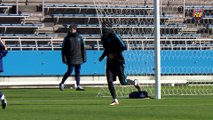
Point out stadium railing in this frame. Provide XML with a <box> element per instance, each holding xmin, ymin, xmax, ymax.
<box><xmin>0</xmin><ymin>13</ymin><xmax>29</xmax><ymax>17</ymax></box>
<box><xmin>4</xmin><ymin>37</ymin><xmax>211</xmax><ymax>51</ymax></box>
<box><xmin>63</xmin><ymin>23</ymin><xmax>187</xmax><ymax>29</ymax></box>
<box><xmin>184</xmin><ymin>5</ymin><xmax>213</xmax><ymax>10</ymax></box>
<box><xmin>78</xmin><ymin>34</ymin><xmax>202</xmax><ymax>39</ymax></box>
<box><xmin>44</xmin><ymin>3</ymin><xmax>154</xmax><ymax>10</ymax></box>
<box><xmin>1</xmin><ymin>34</ymin><xmax>58</xmax><ymax>50</ymax></box>
<box><xmin>80</xmin><ymin>34</ymin><xmax>202</xmax><ymax>39</ymax></box>
<box><xmin>51</xmin><ymin>13</ymin><xmax>173</xmax><ymax>18</ymax></box>
<box><xmin>2</xmin><ymin>32</ymin><xmax>205</xmax><ymax>51</ymax></box>
<box><xmin>0</xmin><ymin>23</ymin><xmax>44</xmax><ymax>28</ymax></box>
<box><xmin>3</xmin><ymin>38</ymin><xmax>54</xmax><ymax>51</ymax></box>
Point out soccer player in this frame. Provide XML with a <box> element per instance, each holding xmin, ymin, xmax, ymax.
<box><xmin>0</xmin><ymin>39</ymin><xmax>8</xmax><ymax>109</ymax></box>
<box><xmin>99</xmin><ymin>21</ymin><xmax>141</xmax><ymax>105</ymax></box>
<box><xmin>0</xmin><ymin>92</ymin><xmax>7</xmax><ymax>109</ymax></box>
<box><xmin>59</xmin><ymin>23</ymin><xmax>87</xmax><ymax>91</ymax></box>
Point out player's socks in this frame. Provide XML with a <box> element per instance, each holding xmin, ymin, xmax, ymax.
<box><xmin>1</xmin><ymin>94</ymin><xmax>7</xmax><ymax>109</ymax></box>
<box><xmin>126</xmin><ymin>79</ymin><xmax>141</xmax><ymax>92</ymax></box>
<box><xmin>134</xmin><ymin>79</ymin><xmax>141</xmax><ymax>92</ymax></box>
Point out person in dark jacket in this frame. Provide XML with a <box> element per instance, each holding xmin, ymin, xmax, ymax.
<box><xmin>0</xmin><ymin>39</ymin><xmax>8</xmax><ymax>109</ymax></box>
<box><xmin>59</xmin><ymin>24</ymin><xmax>87</xmax><ymax>91</ymax></box>
<box><xmin>99</xmin><ymin>21</ymin><xmax>141</xmax><ymax>105</ymax></box>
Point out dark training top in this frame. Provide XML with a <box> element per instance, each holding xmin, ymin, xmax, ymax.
<box><xmin>0</xmin><ymin>41</ymin><xmax>8</xmax><ymax>72</ymax></box>
<box><xmin>61</xmin><ymin>32</ymin><xmax>86</xmax><ymax>65</ymax></box>
<box><xmin>100</xmin><ymin>31</ymin><xmax>127</xmax><ymax>63</ymax></box>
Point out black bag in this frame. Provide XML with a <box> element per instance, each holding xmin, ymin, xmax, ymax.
<box><xmin>129</xmin><ymin>91</ymin><xmax>150</xmax><ymax>99</ymax></box>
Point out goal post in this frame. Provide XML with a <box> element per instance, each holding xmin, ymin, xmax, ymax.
<box><xmin>93</xmin><ymin>0</ymin><xmax>213</xmax><ymax>98</ymax></box>
<box><xmin>154</xmin><ymin>0</ymin><xmax>161</xmax><ymax>99</ymax></box>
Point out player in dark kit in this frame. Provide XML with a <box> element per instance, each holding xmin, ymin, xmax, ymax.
<box><xmin>0</xmin><ymin>92</ymin><xmax>7</xmax><ymax>109</ymax></box>
<box><xmin>99</xmin><ymin>21</ymin><xmax>141</xmax><ymax>105</ymax></box>
<box><xmin>0</xmin><ymin>39</ymin><xmax>8</xmax><ymax>109</ymax></box>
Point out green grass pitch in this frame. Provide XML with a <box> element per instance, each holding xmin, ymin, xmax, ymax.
<box><xmin>1</xmin><ymin>88</ymin><xmax>213</xmax><ymax>120</ymax></box>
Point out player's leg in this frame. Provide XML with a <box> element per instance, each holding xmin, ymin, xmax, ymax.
<box><xmin>107</xmin><ymin>60</ymin><xmax>119</xmax><ymax>105</ymax></box>
<box><xmin>107</xmin><ymin>80</ymin><xmax>119</xmax><ymax>105</ymax></box>
<box><xmin>74</xmin><ymin>64</ymin><xmax>84</xmax><ymax>91</ymax></box>
<box><xmin>117</xmin><ymin>63</ymin><xmax>128</xmax><ymax>85</ymax></box>
<box><xmin>59</xmin><ymin>65</ymin><xmax>74</xmax><ymax>91</ymax></box>
<box><xmin>117</xmin><ymin>64</ymin><xmax>141</xmax><ymax>92</ymax></box>
<box><xmin>0</xmin><ymin>91</ymin><xmax>7</xmax><ymax>109</ymax></box>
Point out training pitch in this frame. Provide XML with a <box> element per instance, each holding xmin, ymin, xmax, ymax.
<box><xmin>1</xmin><ymin>88</ymin><xmax>213</xmax><ymax>120</ymax></box>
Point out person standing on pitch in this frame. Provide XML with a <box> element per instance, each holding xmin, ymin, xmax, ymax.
<box><xmin>98</xmin><ymin>21</ymin><xmax>141</xmax><ymax>105</ymax></box>
<box><xmin>59</xmin><ymin>23</ymin><xmax>87</xmax><ymax>91</ymax></box>
<box><xmin>0</xmin><ymin>39</ymin><xmax>8</xmax><ymax>109</ymax></box>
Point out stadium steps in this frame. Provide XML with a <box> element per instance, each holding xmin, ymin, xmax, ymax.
<box><xmin>24</xmin><ymin>17</ymin><xmax>56</xmax><ymax>34</ymax></box>
<box><xmin>38</xmin><ymin>26</ymin><xmax>55</xmax><ymax>34</ymax></box>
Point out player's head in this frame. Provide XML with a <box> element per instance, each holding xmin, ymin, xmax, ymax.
<box><xmin>102</xmin><ymin>21</ymin><xmax>113</xmax><ymax>35</ymax></box>
<box><xmin>69</xmin><ymin>23</ymin><xmax>78</xmax><ymax>33</ymax></box>
<box><xmin>102</xmin><ymin>21</ymin><xmax>112</xmax><ymax>29</ymax></box>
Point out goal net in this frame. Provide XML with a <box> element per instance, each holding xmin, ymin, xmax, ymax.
<box><xmin>94</xmin><ymin>0</ymin><xmax>213</xmax><ymax>97</ymax></box>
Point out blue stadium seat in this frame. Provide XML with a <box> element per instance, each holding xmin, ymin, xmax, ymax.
<box><xmin>185</xmin><ymin>6</ymin><xmax>213</xmax><ymax>10</ymax></box>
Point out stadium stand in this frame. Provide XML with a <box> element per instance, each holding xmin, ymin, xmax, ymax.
<box><xmin>0</xmin><ymin>0</ymin><xmax>211</xmax><ymax>51</ymax></box>
<box><xmin>0</xmin><ymin>0</ymin><xmax>212</xmax><ymax>88</ymax></box>
<box><xmin>0</xmin><ymin>0</ymin><xmax>211</xmax><ymax>50</ymax></box>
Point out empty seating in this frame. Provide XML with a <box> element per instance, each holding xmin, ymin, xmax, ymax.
<box><xmin>44</xmin><ymin>4</ymin><xmax>153</xmax><ymax>15</ymax></box>
<box><xmin>0</xmin><ymin>4</ymin><xmax>13</xmax><ymax>14</ymax></box>
<box><xmin>0</xmin><ymin>14</ymin><xmax>29</xmax><ymax>24</ymax></box>
<box><xmin>0</xmin><ymin>2</ymin><xmax>212</xmax><ymax>51</ymax></box>
<box><xmin>57</xmin><ymin>23</ymin><xmax>186</xmax><ymax>35</ymax></box>
<box><xmin>0</xmin><ymin>33</ymin><xmax>58</xmax><ymax>39</ymax></box>
<box><xmin>0</xmin><ymin>23</ymin><xmax>44</xmax><ymax>34</ymax></box>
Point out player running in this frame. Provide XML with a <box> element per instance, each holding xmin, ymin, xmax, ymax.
<box><xmin>99</xmin><ymin>21</ymin><xmax>141</xmax><ymax>105</ymax></box>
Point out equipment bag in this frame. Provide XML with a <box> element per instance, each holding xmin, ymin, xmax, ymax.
<box><xmin>129</xmin><ymin>91</ymin><xmax>151</xmax><ymax>99</ymax></box>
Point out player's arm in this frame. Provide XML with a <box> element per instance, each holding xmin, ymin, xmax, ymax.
<box><xmin>61</xmin><ymin>37</ymin><xmax>68</xmax><ymax>64</ymax></box>
<box><xmin>99</xmin><ymin>50</ymin><xmax>107</xmax><ymax>62</ymax></box>
<box><xmin>0</xmin><ymin>39</ymin><xmax>8</xmax><ymax>58</ymax></box>
<box><xmin>99</xmin><ymin>37</ymin><xmax>108</xmax><ymax>62</ymax></box>
<box><xmin>0</xmin><ymin>39</ymin><xmax>7</xmax><ymax>50</ymax></box>
<box><xmin>81</xmin><ymin>37</ymin><xmax>87</xmax><ymax>63</ymax></box>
